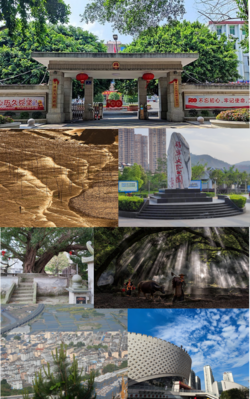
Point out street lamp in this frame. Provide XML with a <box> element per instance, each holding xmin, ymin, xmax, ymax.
<box><xmin>113</xmin><ymin>34</ymin><xmax>118</xmax><ymax>53</ymax></box>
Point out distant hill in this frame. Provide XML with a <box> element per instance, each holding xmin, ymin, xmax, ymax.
<box><xmin>191</xmin><ymin>154</ymin><xmax>250</xmax><ymax>173</ymax></box>
<box><xmin>191</xmin><ymin>154</ymin><xmax>231</xmax><ymax>169</ymax></box>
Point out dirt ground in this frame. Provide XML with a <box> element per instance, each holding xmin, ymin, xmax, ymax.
<box><xmin>94</xmin><ymin>292</ymin><xmax>249</xmax><ymax>308</ymax></box>
<box><xmin>0</xmin><ymin>128</ymin><xmax>118</xmax><ymax>227</ymax></box>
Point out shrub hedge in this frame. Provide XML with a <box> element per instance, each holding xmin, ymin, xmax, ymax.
<box><xmin>0</xmin><ymin>115</ymin><xmax>14</xmax><ymax>124</ymax></box>
<box><xmin>31</xmin><ymin>111</ymin><xmax>43</xmax><ymax>119</ymax></box>
<box><xmin>203</xmin><ymin>192</ymin><xmax>215</xmax><ymax>197</ymax></box>
<box><xmin>216</xmin><ymin>108</ymin><xmax>249</xmax><ymax>122</ymax></box>
<box><xmin>4</xmin><ymin>111</ymin><xmax>16</xmax><ymax>117</ymax></box>
<box><xmin>119</xmin><ymin>196</ymin><xmax>144</xmax><ymax>211</ymax></box>
<box><xmin>20</xmin><ymin>111</ymin><xmax>29</xmax><ymax>119</ymax></box>
<box><xmin>229</xmin><ymin>195</ymin><xmax>247</xmax><ymax>208</ymax></box>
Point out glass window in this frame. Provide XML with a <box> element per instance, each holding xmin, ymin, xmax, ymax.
<box><xmin>230</xmin><ymin>26</ymin><xmax>235</xmax><ymax>35</ymax></box>
<box><xmin>216</xmin><ymin>26</ymin><xmax>222</xmax><ymax>35</ymax></box>
<box><xmin>242</xmin><ymin>28</ymin><xmax>246</xmax><ymax>35</ymax></box>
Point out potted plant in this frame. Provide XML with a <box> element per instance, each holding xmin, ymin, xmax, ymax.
<box><xmin>0</xmin><ymin>115</ymin><xmax>21</xmax><ymax>128</ymax></box>
<box><xmin>127</xmin><ymin>103</ymin><xmax>138</xmax><ymax>111</ymax></box>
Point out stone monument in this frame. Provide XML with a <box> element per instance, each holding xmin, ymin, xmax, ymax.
<box><xmin>66</xmin><ymin>241</ymin><xmax>94</xmax><ymax>305</ymax></box>
<box><xmin>167</xmin><ymin>132</ymin><xmax>192</xmax><ymax>189</ymax></box>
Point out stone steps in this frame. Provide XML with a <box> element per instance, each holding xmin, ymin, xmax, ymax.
<box><xmin>151</xmin><ymin>188</ymin><xmax>212</xmax><ymax>203</ymax></box>
<box><xmin>137</xmin><ymin>203</ymin><xmax>241</xmax><ymax>219</ymax></box>
<box><xmin>9</xmin><ymin>279</ymin><xmax>35</xmax><ymax>304</ymax></box>
<box><xmin>151</xmin><ymin>196</ymin><xmax>212</xmax><ymax>203</ymax></box>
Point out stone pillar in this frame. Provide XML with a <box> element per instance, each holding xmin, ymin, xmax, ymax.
<box><xmin>82</xmin><ymin>241</ymin><xmax>94</xmax><ymax>305</ymax></box>
<box><xmin>137</xmin><ymin>77</ymin><xmax>148</xmax><ymax>119</ymax></box>
<box><xmin>83</xmin><ymin>77</ymin><xmax>94</xmax><ymax>120</ymax></box>
<box><xmin>158</xmin><ymin>77</ymin><xmax>168</xmax><ymax>120</ymax></box>
<box><xmin>47</xmin><ymin>71</ymin><xmax>65</xmax><ymax>124</ymax></box>
<box><xmin>64</xmin><ymin>77</ymin><xmax>73</xmax><ymax>121</ymax></box>
<box><xmin>166</xmin><ymin>71</ymin><xmax>184</xmax><ymax>122</ymax></box>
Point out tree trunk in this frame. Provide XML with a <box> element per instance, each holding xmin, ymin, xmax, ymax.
<box><xmin>23</xmin><ymin>248</ymin><xmax>38</xmax><ymax>273</ymax></box>
<box><xmin>23</xmin><ymin>244</ymin><xmax>87</xmax><ymax>273</ymax></box>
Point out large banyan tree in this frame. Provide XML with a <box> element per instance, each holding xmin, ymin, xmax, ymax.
<box><xmin>95</xmin><ymin>228</ymin><xmax>249</xmax><ymax>290</ymax></box>
<box><xmin>1</xmin><ymin>228</ymin><xmax>93</xmax><ymax>273</ymax></box>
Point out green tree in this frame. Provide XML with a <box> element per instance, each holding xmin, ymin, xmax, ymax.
<box><xmin>220</xmin><ymin>388</ymin><xmax>248</xmax><ymax>399</ymax></box>
<box><xmin>192</xmin><ymin>163</ymin><xmax>207</xmax><ymax>180</ymax></box>
<box><xmin>0</xmin><ymin>0</ymin><xmax>70</xmax><ymax>39</ymax></box>
<box><xmin>120</xmin><ymin>164</ymin><xmax>145</xmax><ymax>188</ymax></box>
<box><xmin>108</xmin><ymin>92</ymin><xmax>120</xmax><ymax>100</ymax></box>
<box><xmin>0</xmin><ymin>23</ymin><xmax>111</xmax><ymax>97</ymax></box>
<box><xmin>94</xmin><ymin>227</ymin><xmax>249</xmax><ymax>285</ymax></box>
<box><xmin>94</xmin><ymin>93</ymin><xmax>104</xmax><ymax>102</ymax></box>
<box><xmin>14</xmin><ymin>335</ymin><xmax>21</xmax><ymax>340</ymax></box>
<box><xmin>31</xmin><ymin>343</ymin><xmax>96</xmax><ymax>399</ymax></box>
<box><xmin>102</xmin><ymin>364</ymin><xmax>118</xmax><ymax>374</ymax></box>
<box><xmin>119</xmin><ymin>360</ymin><xmax>128</xmax><ymax>368</ymax></box>
<box><xmin>122</xmin><ymin>20</ymin><xmax>240</xmax><ymax>83</ymax></box>
<box><xmin>80</xmin><ymin>0</ymin><xmax>185</xmax><ymax>36</ymax></box>
<box><xmin>236</xmin><ymin>0</ymin><xmax>249</xmax><ymax>51</ymax></box>
<box><xmin>209</xmin><ymin>169</ymin><xmax>226</xmax><ymax>186</ymax></box>
<box><xmin>155</xmin><ymin>156</ymin><xmax>167</xmax><ymax>175</ymax></box>
<box><xmin>1</xmin><ymin>228</ymin><xmax>93</xmax><ymax>273</ymax></box>
<box><xmin>45</xmin><ymin>252</ymin><xmax>69</xmax><ymax>274</ymax></box>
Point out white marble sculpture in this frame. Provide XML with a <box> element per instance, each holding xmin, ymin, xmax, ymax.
<box><xmin>167</xmin><ymin>132</ymin><xmax>192</xmax><ymax>189</ymax></box>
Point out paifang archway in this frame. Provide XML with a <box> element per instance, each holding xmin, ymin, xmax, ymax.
<box><xmin>31</xmin><ymin>52</ymin><xmax>199</xmax><ymax>123</ymax></box>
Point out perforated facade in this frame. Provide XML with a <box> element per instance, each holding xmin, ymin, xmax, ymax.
<box><xmin>128</xmin><ymin>333</ymin><xmax>192</xmax><ymax>385</ymax></box>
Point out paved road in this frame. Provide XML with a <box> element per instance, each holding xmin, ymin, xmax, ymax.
<box><xmin>119</xmin><ymin>203</ymin><xmax>250</xmax><ymax>227</ymax></box>
<box><xmin>1</xmin><ymin>308</ymin><xmax>18</xmax><ymax>324</ymax></box>
<box><xmin>20</xmin><ymin>118</ymin><xmax>213</xmax><ymax>129</ymax></box>
<box><xmin>1</xmin><ymin>304</ymin><xmax>45</xmax><ymax>334</ymax></box>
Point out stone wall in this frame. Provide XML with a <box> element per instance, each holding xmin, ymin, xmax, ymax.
<box><xmin>1</xmin><ymin>277</ymin><xmax>19</xmax><ymax>291</ymax></box>
<box><xmin>0</xmin><ymin>85</ymin><xmax>49</xmax><ymax>120</ymax></box>
<box><xmin>34</xmin><ymin>277</ymin><xmax>68</xmax><ymax>296</ymax></box>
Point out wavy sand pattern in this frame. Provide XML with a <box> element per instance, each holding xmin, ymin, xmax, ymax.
<box><xmin>0</xmin><ymin>129</ymin><xmax>118</xmax><ymax>227</ymax></box>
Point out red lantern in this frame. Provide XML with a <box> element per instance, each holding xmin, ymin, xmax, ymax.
<box><xmin>76</xmin><ymin>73</ymin><xmax>89</xmax><ymax>89</ymax></box>
<box><xmin>69</xmin><ymin>251</ymin><xmax>73</xmax><ymax>255</ymax></box>
<box><xmin>142</xmin><ymin>73</ymin><xmax>154</xmax><ymax>88</ymax></box>
<box><xmin>1</xmin><ymin>251</ymin><xmax>6</xmax><ymax>256</ymax></box>
<box><xmin>122</xmin><ymin>288</ymin><xmax>126</xmax><ymax>292</ymax></box>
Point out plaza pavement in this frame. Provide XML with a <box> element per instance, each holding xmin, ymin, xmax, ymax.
<box><xmin>119</xmin><ymin>202</ymin><xmax>250</xmax><ymax>227</ymax></box>
<box><xmin>20</xmin><ymin>116</ymin><xmax>213</xmax><ymax>129</ymax></box>
<box><xmin>20</xmin><ymin>103</ymin><xmax>214</xmax><ymax>129</ymax></box>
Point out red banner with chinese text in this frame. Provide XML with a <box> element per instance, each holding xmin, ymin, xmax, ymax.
<box><xmin>0</xmin><ymin>97</ymin><xmax>45</xmax><ymax>111</ymax></box>
<box><xmin>185</xmin><ymin>94</ymin><xmax>249</xmax><ymax>109</ymax></box>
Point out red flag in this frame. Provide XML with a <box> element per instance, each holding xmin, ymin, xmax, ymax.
<box><xmin>114</xmin><ymin>45</ymin><xmax>116</xmax><ymax>53</ymax></box>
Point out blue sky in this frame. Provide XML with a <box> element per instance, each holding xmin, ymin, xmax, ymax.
<box><xmin>65</xmin><ymin>0</ymin><xmax>201</xmax><ymax>43</ymax></box>
<box><xmin>128</xmin><ymin>309</ymin><xmax>249</xmax><ymax>390</ymax></box>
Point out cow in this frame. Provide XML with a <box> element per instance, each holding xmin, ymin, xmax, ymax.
<box><xmin>137</xmin><ymin>280</ymin><xmax>165</xmax><ymax>299</ymax></box>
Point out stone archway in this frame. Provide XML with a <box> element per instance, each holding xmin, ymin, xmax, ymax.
<box><xmin>31</xmin><ymin>52</ymin><xmax>199</xmax><ymax>123</ymax></box>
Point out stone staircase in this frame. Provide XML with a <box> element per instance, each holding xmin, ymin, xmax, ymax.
<box><xmin>137</xmin><ymin>202</ymin><xmax>242</xmax><ymax>220</ymax></box>
<box><xmin>9</xmin><ymin>276</ymin><xmax>35</xmax><ymax>304</ymax></box>
<box><xmin>151</xmin><ymin>188</ymin><xmax>212</xmax><ymax>203</ymax></box>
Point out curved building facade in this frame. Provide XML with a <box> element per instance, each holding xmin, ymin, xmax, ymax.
<box><xmin>128</xmin><ymin>333</ymin><xmax>192</xmax><ymax>386</ymax></box>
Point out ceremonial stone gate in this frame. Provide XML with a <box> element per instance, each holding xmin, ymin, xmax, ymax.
<box><xmin>31</xmin><ymin>52</ymin><xmax>199</xmax><ymax>123</ymax></box>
